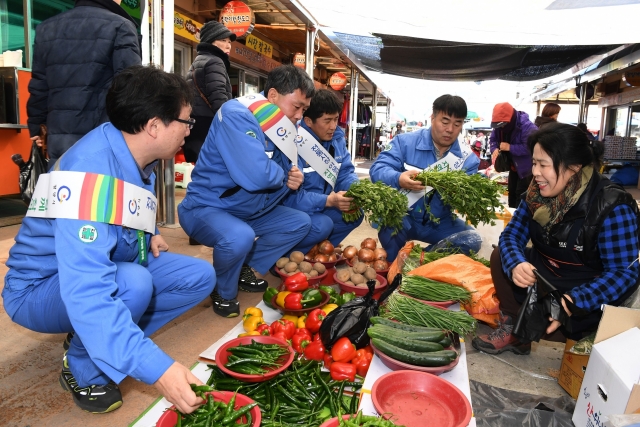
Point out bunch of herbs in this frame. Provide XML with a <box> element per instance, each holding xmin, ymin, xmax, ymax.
<box><xmin>343</xmin><ymin>179</ymin><xmax>408</xmax><ymax>235</ymax></box>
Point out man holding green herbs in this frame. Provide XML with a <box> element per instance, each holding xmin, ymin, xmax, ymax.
<box><xmin>370</xmin><ymin>94</ymin><xmax>482</xmax><ymax>262</ymax></box>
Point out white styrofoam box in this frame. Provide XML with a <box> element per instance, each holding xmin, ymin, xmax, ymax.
<box><xmin>2</xmin><ymin>50</ymin><xmax>22</xmax><ymax>67</ymax></box>
<box><xmin>573</xmin><ymin>327</ymin><xmax>640</xmax><ymax>427</ymax></box>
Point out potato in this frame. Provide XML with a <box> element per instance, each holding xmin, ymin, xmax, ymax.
<box><xmin>288</xmin><ymin>269</ymin><xmax>300</xmax><ymax>276</ymax></box>
<box><xmin>290</xmin><ymin>251</ymin><xmax>305</xmax><ymax>263</ymax></box>
<box><xmin>299</xmin><ymin>261</ymin><xmax>313</xmax><ymax>273</ymax></box>
<box><xmin>345</xmin><ymin>281</ymin><xmax>354</xmax><ymax>286</ymax></box>
<box><xmin>276</xmin><ymin>257</ymin><xmax>290</xmax><ymax>268</ymax></box>
<box><xmin>337</xmin><ymin>269</ymin><xmax>351</xmax><ymax>282</ymax></box>
<box><xmin>313</xmin><ymin>262</ymin><xmax>326</xmax><ymax>274</ymax></box>
<box><xmin>363</xmin><ymin>267</ymin><xmax>377</xmax><ymax>280</ymax></box>
<box><xmin>351</xmin><ymin>273</ymin><xmax>365</xmax><ymax>285</ymax></box>
<box><xmin>284</xmin><ymin>261</ymin><xmax>298</xmax><ymax>273</ymax></box>
<box><xmin>374</xmin><ymin>279</ymin><xmax>381</xmax><ymax>288</ymax></box>
<box><xmin>353</xmin><ymin>261</ymin><xmax>367</xmax><ymax>274</ymax></box>
<box><xmin>309</xmin><ymin>270</ymin><xmax>318</xmax><ymax>277</ymax></box>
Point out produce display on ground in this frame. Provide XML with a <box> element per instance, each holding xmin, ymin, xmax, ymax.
<box><xmin>399</xmin><ymin>274</ymin><xmax>473</xmax><ymax>303</ymax></box>
<box><xmin>276</xmin><ymin>251</ymin><xmax>328</xmax><ymax>278</ymax></box>
<box><xmin>380</xmin><ymin>292</ymin><xmax>477</xmax><ymax>336</ymax></box>
<box><xmin>342</xmin><ymin>179</ymin><xmax>408</xmax><ymax>235</ymax></box>
<box><xmin>401</xmin><ymin>243</ymin><xmax>489</xmax><ymax>272</ymax></box>
<box><xmin>167</xmin><ymin>386</ymin><xmax>258</xmax><ymax>427</ymax></box>
<box><xmin>412</xmin><ymin>169</ymin><xmax>503</xmax><ymax>227</ymax></box>
<box><xmin>305</xmin><ymin>240</ymin><xmax>343</xmax><ymax>264</ymax></box>
<box><xmin>341</xmin><ymin>238</ymin><xmax>389</xmax><ymax>279</ymax></box>
<box><xmin>223</xmin><ymin>340</ymin><xmax>290</xmax><ymax>375</ymax></box>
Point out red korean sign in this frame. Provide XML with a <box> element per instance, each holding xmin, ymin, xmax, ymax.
<box><xmin>219</xmin><ymin>1</ymin><xmax>254</xmax><ymax>38</ymax></box>
<box><xmin>329</xmin><ymin>72</ymin><xmax>347</xmax><ymax>90</ymax></box>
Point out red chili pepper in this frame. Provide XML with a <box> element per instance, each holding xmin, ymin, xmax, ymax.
<box><xmin>330</xmin><ymin>362</ymin><xmax>356</xmax><ymax>381</ymax></box>
<box><xmin>256</xmin><ymin>323</ymin><xmax>272</xmax><ymax>336</ymax></box>
<box><xmin>292</xmin><ymin>332</ymin><xmax>311</xmax><ymax>353</ymax></box>
<box><xmin>303</xmin><ymin>339</ymin><xmax>326</xmax><ymax>361</ymax></box>
<box><xmin>352</xmin><ymin>349</ymin><xmax>373</xmax><ymax>377</ymax></box>
<box><xmin>283</xmin><ymin>272</ymin><xmax>309</xmax><ymax>292</ymax></box>
<box><xmin>284</xmin><ymin>293</ymin><xmax>303</xmax><ymax>310</ymax></box>
<box><xmin>331</xmin><ymin>336</ymin><xmax>357</xmax><ymax>363</ymax></box>
<box><xmin>305</xmin><ymin>308</ymin><xmax>326</xmax><ymax>334</ymax></box>
<box><xmin>323</xmin><ymin>352</ymin><xmax>334</xmax><ymax>370</ymax></box>
<box><xmin>272</xmin><ymin>319</ymin><xmax>296</xmax><ymax>339</ymax></box>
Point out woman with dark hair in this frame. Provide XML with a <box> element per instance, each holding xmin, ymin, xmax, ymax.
<box><xmin>473</xmin><ymin>122</ymin><xmax>639</xmax><ymax>355</ymax></box>
<box><xmin>534</xmin><ymin>102</ymin><xmax>561</xmax><ymax>128</ymax></box>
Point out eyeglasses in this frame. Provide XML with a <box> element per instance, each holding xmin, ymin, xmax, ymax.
<box><xmin>174</xmin><ymin>117</ymin><xmax>195</xmax><ymax>129</ymax></box>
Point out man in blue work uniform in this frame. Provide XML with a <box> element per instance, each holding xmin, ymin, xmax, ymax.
<box><xmin>283</xmin><ymin>89</ymin><xmax>362</xmax><ymax>253</ymax></box>
<box><xmin>370</xmin><ymin>94</ymin><xmax>482</xmax><ymax>262</ymax></box>
<box><xmin>178</xmin><ymin>65</ymin><xmax>314</xmax><ymax>317</ymax></box>
<box><xmin>3</xmin><ymin>66</ymin><xmax>215</xmax><ymax>414</ymax></box>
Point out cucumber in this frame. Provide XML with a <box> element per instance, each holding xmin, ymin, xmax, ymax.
<box><xmin>368</xmin><ymin>324</ymin><xmax>445</xmax><ymax>343</ymax></box>
<box><xmin>370</xmin><ymin>317</ymin><xmax>443</xmax><ymax>333</ymax></box>
<box><xmin>438</xmin><ymin>336</ymin><xmax>452</xmax><ymax>348</ymax></box>
<box><xmin>367</xmin><ymin>328</ymin><xmax>444</xmax><ymax>352</ymax></box>
<box><xmin>371</xmin><ymin>338</ymin><xmax>452</xmax><ymax>367</ymax></box>
<box><xmin>440</xmin><ymin>349</ymin><xmax>458</xmax><ymax>360</ymax></box>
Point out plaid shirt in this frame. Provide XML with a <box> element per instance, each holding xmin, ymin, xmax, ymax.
<box><xmin>499</xmin><ymin>200</ymin><xmax>639</xmax><ymax>312</ymax></box>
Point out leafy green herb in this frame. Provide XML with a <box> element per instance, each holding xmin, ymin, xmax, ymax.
<box><xmin>343</xmin><ymin>179</ymin><xmax>408</xmax><ymax>235</ymax></box>
<box><xmin>412</xmin><ymin>170</ymin><xmax>503</xmax><ymax>227</ymax></box>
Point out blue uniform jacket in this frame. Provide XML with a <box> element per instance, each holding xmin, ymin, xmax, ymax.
<box><xmin>180</xmin><ymin>99</ymin><xmax>291</xmax><ymax>220</ymax></box>
<box><xmin>370</xmin><ymin>128</ymin><xmax>480</xmax><ymax>221</ymax></box>
<box><xmin>4</xmin><ymin>123</ymin><xmax>173</xmax><ymax>385</ymax></box>
<box><xmin>282</xmin><ymin>124</ymin><xmax>358</xmax><ymax>214</ymax></box>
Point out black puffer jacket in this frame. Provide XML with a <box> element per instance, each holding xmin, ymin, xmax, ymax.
<box><xmin>26</xmin><ymin>0</ymin><xmax>141</xmax><ymax>165</ymax></box>
<box><xmin>183</xmin><ymin>43</ymin><xmax>232</xmax><ymax>162</ymax></box>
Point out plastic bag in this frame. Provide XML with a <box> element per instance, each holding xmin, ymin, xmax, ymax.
<box><xmin>424</xmin><ymin>230</ymin><xmax>482</xmax><ymax>256</ymax></box>
<box><xmin>15</xmin><ymin>141</ymin><xmax>48</xmax><ymax>205</ymax></box>
<box><xmin>512</xmin><ymin>285</ymin><xmax>548</xmax><ymax>342</ymax></box>
<box><xmin>494</xmin><ymin>151</ymin><xmax>512</xmax><ymax>173</ymax></box>
<box><xmin>319</xmin><ymin>274</ymin><xmax>401</xmax><ymax>349</ymax></box>
<box><xmin>569</xmin><ymin>332</ymin><xmax>595</xmax><ymax>355</ymax></box>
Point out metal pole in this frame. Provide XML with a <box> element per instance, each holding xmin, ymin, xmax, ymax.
<box><xmin>578</xmin><ymin>83</ymin><xmax>588</xmax><ymax>124</ymax></box>
<box><xmin>23</xmin><ymin>0</ymin><xmax>33</xmax><ymax>68</ymax></box>
<box><xmin>535</xmin><ymin>101</ymin><xmax>541</xmax><ymax>117</ymax></box>
<box><xmin>369</xmin><ymin>85</ymin><xmax>378</xmax><ymax>160</ymax></box>
<box><xmin>349</xmin><ymin>68</ymin><xmax>358</xmax><ymax>162</ymax></box>
<box><xmin>151</xmin><ymin>0</ymin><xmax>165</xmax><ymax>224</ymax></box>
<box><xmin>163</xmin><ymin>0</ymin><xmax>176</xmax><ymax>225</ymax></box>
<box><xmin>305</xmin><ymin>26</ymin><xmax>315</xmax><ymax>79</ymax></box>
<box><xmin>140</xmin><ymin>0</ymin><xmax>150</xmax><ymax>65</ymax></box>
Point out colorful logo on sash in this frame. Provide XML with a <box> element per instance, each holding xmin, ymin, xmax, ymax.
<box><xmin>247</xmin><ymin>100</ymin><xmax>286</xmax><ymax>133</ymax></box>
<box><xmin>57</xmin><ymin>186</ymin><xmax>71</xmax><ymax>203</ymax></box>
<box><xmin>129</xmin><ymin>199</ymin><xmax>138</xmax><ymax>214</ymax></box>
<box><xmin>79</xmin><ymin>173</ymin><xmax>125</xmax><ymax>224</ymax></box>
<box><xmin>294</xmin><ymin>135</ymin><xmax>304</xmax><ymax>145</ymax></box>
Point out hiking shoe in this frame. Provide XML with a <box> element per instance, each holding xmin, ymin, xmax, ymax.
<box><xmin>62</xmin><ymin>332</ymin><xmax>74</xmax><ymax>350</ymax></box>
<box><xmin>210</xmin><ymin>290</ymin><xmax>240</xmax><ymax>318</ymax></box>
<box><xmin>59</xmin><ymin>353</ymin><xmax>123</xmax><ymax>413</ymax></box>
<box><xmin>238</xmin><ymin>265</ymin><xmax>268</xmax><ymax>292</ymax></box>
<box><xmin>471</xmin><ymin>313</ymin><xmax>531</xmax><ymax>355</ymax></box>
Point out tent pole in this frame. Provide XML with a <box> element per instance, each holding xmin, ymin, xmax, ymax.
<box><xmin>349</xmin><ymin>68</ymin><xmax>359</xmax><ymax>163</ymax></box>
<box><xmin>369</xmin><ymin>85</ymin><xmax>378</xmax><ymax>160</ymax></box>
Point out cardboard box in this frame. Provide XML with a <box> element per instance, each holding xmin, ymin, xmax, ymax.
<box><xmin>572</xmin><ymin>306</ymin><xmax>640</xmax><ymax>427</ymax></box>
<box><xmin>558</xmin><ymin>338</ymin><xmax>590</xmax><ymax>399</ymax></box>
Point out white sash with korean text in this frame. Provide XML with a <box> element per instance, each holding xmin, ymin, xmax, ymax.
<box><xmin>26</xmin><ymin>171</ymin><xmax>157</xmax><ymax>233</ymax></box>
<box><xmin>235</xmin><ymin>93</ymin><xmax>299</xmax><ymax>166</ymax></box>
<box><xmin>295</xmin><ymin>125</ymin><xmax>340</xmax><ymax>188</ymax></box>
<box><xmin>402</xmin><ymin>146</ymin><xmax>474</xmax><ymax>208</ymax></box>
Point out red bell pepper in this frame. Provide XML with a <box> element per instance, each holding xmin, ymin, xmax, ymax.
<box><xmin>330</xmin><ymin>362</ymin><xmax>356</xmax><ymax>381</ymax></box>
<box><xmin>362</xmin><ymin>344</ymin><xmax>373</xmax><ymax>356</ymax></box>
<box><xmin>284</xmin><ymin>293</ymin><xmax>303</xmax><ymax>310</ymax></box>
<box><xmin>272</xmin><ymin>319</ymin><xmax>296</xmax><ymax>339</ymax></box>
<box><xmin>303</xmin><ymin>339</ymin><xmax>326</xmax><ymax>361</ymax></box>
<box><xmin>291</xmin><ymin>329</ymin><xmax>311</xmax><ymax>353</ymax></box>
<box><xmin>323</xmin><ymin>352</ymin><xmax>334</xmax><ymax>369</ymax></box>
<box><xmin>352</xmin><ymin>349</ymin><xmax>373</xmax><ymax>377</ymax></box>
<box><xmin>256</xmin><ymin>323</ymin><xmax>272</xmax><ymax>336</ymax></box>
<box><xmin>312</xmin><ymin>332</ymin><xmax>322</xmax><ymax>341</ymax></box>
<box><xmin>283</xmin><ymin>272</ymin><xmax>309</xmax><ymax>292</ymax></box>
<box><xmin>305</xmin><ymin>309</ymin><xmax>326</xmax><ymax>334</ymax></box>
<box><xmin>272</xmin><ymin>331</ymin><xmax>289</xmax><ymax>344</ymax></box>
<box><xmin>331</xmin><ymin>337</ymin><xmax>357</xmax><ymax>363</ymax></box>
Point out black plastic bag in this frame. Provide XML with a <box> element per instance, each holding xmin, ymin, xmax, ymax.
<box><xmin>494</xmin><ymin>151</ymin><xmax>512</xmax><ymax>173</ymax></box>
<box><xmin>14</xmin><ymin>142</ymin><xmax>48</xmax><ymax>205</ymax></box>
<box><xmin>320</xmin><ymin>273</ymin><xmax>401</xmax><ymax>349</ymax></box>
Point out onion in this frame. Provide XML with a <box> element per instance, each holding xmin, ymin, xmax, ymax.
<box><xmin>343</xmin><ymin>245</ymin><xmax>358</xmax><ymax>260</ymax></box>
<box><xmin>306</xmin><ymin>244</ymin><xmax>319</xmax><ymax>259</ymax></box>
<box><xmin>328</xmin><ymin>253</ymin><xmax>337</xmax><ymax>262</ymax></box>
<box><xmin>373</xmin><ymin>248</ymin><xmax>388</xmax><ymax>260</ymax></box>
<box><xmin>373</xmin><ymin>259</ymin><xmax>389</xmax><ymax>271</ymax></box>
<box><xmin>318</xmin><ymin>240</ymin><xmax>335</xmax><ymax>255</ymax></box>
<box><xmin>360</xmin><ymin>238</ymin><xmax>377</xmax><ymax>250</ymax></box>
<box><xmin>314</xmin><ymin>254</ymin><xmax>330</xmax><ymax>263</ymax></box>
<box><xmin>358</xmin><ymin>248</ymin><xmax>374</xmax><ymax>262</ymax></box>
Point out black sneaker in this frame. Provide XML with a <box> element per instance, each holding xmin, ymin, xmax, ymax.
<box><xmin>62</xmin><ymin>332</ymin><xmax>74</xmax><ymax>350</ymax></box>
<box><xmin>238</xmin><ymin>265</ymin><xmax>268</xmax><ymax>292</ymax></box>
<box><xmin>210</xmin><ymin>290</ymin><xmax>240</xmax><ymax>318</ymax></box>
<box><xmin>59</xmin><ymin>353</ymin><xmax>123</xmax><ymax>413</ymax></box>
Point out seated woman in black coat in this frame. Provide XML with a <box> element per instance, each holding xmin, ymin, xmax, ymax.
<box><xmin>473</xmin><ymin>123</ymin><xmax>639</xmax><ymax>355</ymax></box>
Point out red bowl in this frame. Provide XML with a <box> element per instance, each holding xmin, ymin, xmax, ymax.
<box><xmin>274</xmin><ymin>266</ymin><xmax>328</xmax><ymax>287</ymax></box>
<box><xmin>345</xmin><ymin>257</ymin><xmax>389</xmax><ymax>279</ymax></box>
<box><xmin>370</xmin><ymin>341</ymin><xmax>459</xmax><ymax>375</ymax></box>
<box><xmin>319</xmin><ymin>415</ymin><xmax>357</xmax><ymax>427</ymax></box>
<box><xmin>304</xmin><ymin>254</ymin><xmax>343</xmax><ymax>270</ymax></box>
<box><xmin>271</xmin><ymin>290</ymin><xmax>331</xmax><ymax>316</ymax></box>
<box><xmin>371</xmin><ymin>370</ymin><xmax>471</xmax><ymax>427</ymax></box>
<box><xmin>156</xmin><ymin>391</ymin><xmax>261</xmax><ymax>427</ymax></box>
<box><xmin>398</xmin><ymin>292</ymin><xmax>455</xmax><ymax>308</ymax></box>
<box><xmin>333</xmin><ymin>272</ymin><xmax>387</xmax><ymax>297</ymax></box>
<box><xmin>215</xmin><ymin>336</ymin><xmax>294</xmax><ymax>383</ymax></box>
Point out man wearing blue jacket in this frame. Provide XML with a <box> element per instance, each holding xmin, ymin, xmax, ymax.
<box><xmin>3</xmin><ymin>66</ymin><xmax>215</xmax><ymax>414</ymax></box>
<box><xmin>283</xmin><ymin>89</ymin><xmax>362</xmax><ymax>253</ymax></box>
<box><xmin>178</xmin><ymin>65</ymin><xmax>314</xmax><ymax>318</ymax></box>
<box><xmin>370</xmin><ymin>94</ymin><xmax>482</xmax><ymax>262</ymax></box>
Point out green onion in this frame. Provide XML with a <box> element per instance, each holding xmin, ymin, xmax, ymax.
<box><xmin>400</xmin><ymin>275</ymin><xmax>473</xmax><ymax>304</ymax></box>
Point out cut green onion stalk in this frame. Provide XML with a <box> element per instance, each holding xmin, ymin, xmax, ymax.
<box><xmin>381</xmin><ymin>292</ymin><xmax>477</xmax><ymax>336</ymax></box>
<box><xmin>400</xmin><ymin>274</ymin><xmax>473</xmax><ymax>304</ymax></box>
